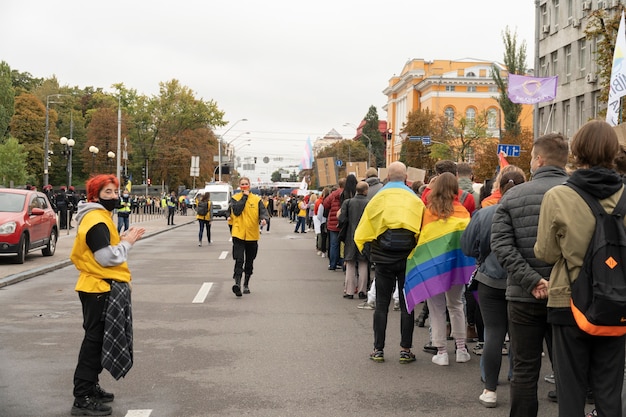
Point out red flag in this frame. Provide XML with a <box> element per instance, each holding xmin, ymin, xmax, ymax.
<box><xmin>498</xmin><ymin>151</ymin><xmax>510</xmax><ymax>168</ymax></box>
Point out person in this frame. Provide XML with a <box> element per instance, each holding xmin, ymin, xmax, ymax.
<box><xmin>293</xmin><ymin>195</ymin><xmax>307</xmax><ymax>233</ymax></box>
<box><xmin>261</xmin><ymin>195</ymin><xmax>273</xmax><ymax>233</ymax></box>
<box><xmin>315</xmin><ymin>187</ymin><xmax>330</xmax><ymax>258</ymax></box>
<box><xmin>405</xmin><ymin>172</ymin><xmax>474</xmax><ymax>366</ymax></box>
<box><xmin>307</xmin><ymin>193</ymin><xmax>316</xmax><ymax>231</ymax></box>
<box><xmin>491</xmin><ymin>132</ymin><xmax>569</xmax><ymax>417</ymax></box>
<box><xmin>56</xmin><ymin>186</ymin><xmax>69</xmax><ymax>229</ymax></box>
<box><xmin>461</xmin><ymin>169</ymin><xmax>526</xmax><ymax>407</ymax></box>
<box><xmin>69</xmin><ymin>174</ymin><xmax>145</xmax><ymax>416</ymax></box>
<box><xmin>43</xmin><ymin>184</ymin><xmax>57</xmax><ymax>212</ymax></box>
<box><xmin>323</xmin><ymin>178</ymin><xmax>346</xmax><ymax>271</ymax></box>
<box><xmin>230</xmin><ymin>177</ymin><xmax>269</xmax><ymax>297</ymax></box>
<box><xmin>196</xmin><ymin>192</ymin><xmax>212</xmax><ymax>246</ymax></box>
<box><xmin>421</xmin><ymin>160</ymin><xmax>476</xmax><ymax>214</ymax></box>
<box><xmin>354</xmin><ymin>161</ymin><xmax>424</xmax><ymax>364</ymax></box>
<box><xmin>457</xmin><ymin>162</ymin><xmax>480</xmax><ymax>209</ymax></box>
<box><xmin>166</xmin><ymin>190</ymin><xmax>177</xmax><ymax>225</ymax></box>
<box><xmin>67</xmin><ymin>185</ymin><xmax>78</xmax><ymax>228</ymax></box>
<box><xmin>116</xmin><ymin>190</ymin><xmax>132</xmax><ymax>233</ymax></box>
<box><xmin>535</xmin><ymin>120</ymin><xmax>625</xmax><ymax>417</ymax></box>
<box><xmin>338</xmin><ymin>180</ymin><xmax>369</xmax><ymax>299</ymax></box>
<box><xmin>364</xmin><ymin>167</ymin><xmax>384</xmax><ymax>198</ymax></box>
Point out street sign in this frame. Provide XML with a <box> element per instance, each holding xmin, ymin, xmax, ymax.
<box><xmin>497</xmin><ymin>144</ymin><xmax>521</xmax><ymax>157</ymax></box>
<box><xmin>409</xmin><ymin>136</ymin><xmax>421</xmax><ymax>141</ymax></box>
<box><xmin>422</xmin><ymin>136</ymin><xmax>431</xmax><ymax>145</ymax></box>
<box><xmin>336</xmin><ymin>159</ymin><xmax>343</xmax><ymax>167</ymax></box>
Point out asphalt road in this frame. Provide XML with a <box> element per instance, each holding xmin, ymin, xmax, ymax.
<box><xmin>0</xmin><ymin>215</ymin><xmax>568</xmax><ymax>417</ymax></box>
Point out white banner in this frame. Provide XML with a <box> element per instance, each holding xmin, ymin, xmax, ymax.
<box><xmin>607</xmin><ymin>11</ymin><xmax>626</xmax><ymax>126</ymax></box>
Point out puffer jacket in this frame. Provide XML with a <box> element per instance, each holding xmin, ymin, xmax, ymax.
<box><xmin>323</xmin><ymin>187</ymin><xmax>343</xmax><ymax>232</ymax></box>
<box><xmin>461</xmin><ymin>204</ymin><xmax>507</xmax><ymax>289</ymax></box>
<box><xmin>491</xmin><ymin>166</ymin><xmax>569</xmax><ymax>303</ymax></box>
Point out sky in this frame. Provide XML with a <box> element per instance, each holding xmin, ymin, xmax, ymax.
<box><xmin>1</xmin><ymin>0</ymin><xmax>536</xmax><ymax>182</ymax></box>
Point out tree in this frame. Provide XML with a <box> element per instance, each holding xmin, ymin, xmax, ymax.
<box><xmin>271</xmin><ymin>170</ymin><xmax>282</xmax><ymax>182</ymax></box>
<box><xmin>399</xmin><ymin>108</ymin><xmax>440</xmax><ymax>172</ymax></box>
<box><xmin>84</xmin><ymin>107</ymin><xmax>125</xmax><ymax>176</ymax></box>
<box><xmin>446</xmin><ymin>111</ymin><xmax>489</xmax><ymax>162</ymax></box>
<box><xmin>0</xmin><ymin>136</ymin><xmax>29</xmax><ymax>187</ymax></box>
<box><xmin>315</xmin><ymin>139</ymin><xmax>367</xmax><ymax>178</ymax></box>
<box><xmin>492</xmin><ymin>27</ymin><xmax>526</xmax><ymax>138</ymax></box>
<box><xmin>0</xmin><ymin>61</ymin><xmax>15</xmax><ymax>139</ymax></box>
<box><xmin>361</xmin><ymin>105</ymin><xmax>385</xmax><ymax>168</ymax></box>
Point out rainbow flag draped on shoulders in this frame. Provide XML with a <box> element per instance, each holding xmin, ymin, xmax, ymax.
<box><xmin>404</xmin><ymin>205</ymin><xmax>475</xmax><ymax>314</ymax></box>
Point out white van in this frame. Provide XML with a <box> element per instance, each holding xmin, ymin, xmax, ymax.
<box><xmin>198</xmin><ymin>183</ymin><xmax>233</xmax><ymax>218</ymax></box>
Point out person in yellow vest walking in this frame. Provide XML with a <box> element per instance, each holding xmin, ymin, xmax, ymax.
<box><xmin>196</xmin><ymin>192</ymin><xmax>212</xmax><ymax>246</ymax></box>
<box><xmin>230</xmin><ymin>177</ymin><xmax>269</xmax><ymax>296</ymax></box>
<box><xmin>166</xmin><ymin>190</ymin><xmax>177</xmax><ymax>225</ymax></box>
<box><xmin>116</xmin><ymin>191</ymin><xmax>132</xmax><ymax>233</ymax></box>
<box><xmin>69</xmin><ymin>174</ymin><xmax>145</xmax><ymax>416</ymax></box>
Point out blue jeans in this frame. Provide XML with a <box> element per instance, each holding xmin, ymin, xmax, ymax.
<box><xmin>373</xmin><ymin>261</ymin><xmax>414</xmax><ymax>351</ymax></box>
<box><xmin>117</xmin><ymin>215</ymin><xmax>129</xmax><ymax>233</ymax></box>
<box><xmin>328</xmin><ymin>230</ymin><xmax>342</xmax><ymax>269</ymax></box>
<box><xmin>507</xmin><ymin>301</ymin><xmax>552</xmax><ymax>417</ymax></box>
<box><xmin>294</xmin><ymin>216</ymin><xmax>306</xmax><ymax>233</ymax></box>
<box><xmin>198</xmin><ymin>220</ymin><xmax>211</xmax><ymax>242</ymax></box>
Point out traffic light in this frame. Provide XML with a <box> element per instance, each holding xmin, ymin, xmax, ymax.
<box><xmin>147</xmin><ymin>178</ymin><xmax>151</xmax><ymax>185</ymax></box>
<box><xmin>254</xmin><ymin>157</ymin><xmax>257</xmax><ymax>163</ymax></box>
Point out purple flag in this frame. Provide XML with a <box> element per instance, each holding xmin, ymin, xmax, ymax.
<box><xmin>507</xmin><ymin>74</ymin><xmax>558</xmax><ymax>104</ymax></box>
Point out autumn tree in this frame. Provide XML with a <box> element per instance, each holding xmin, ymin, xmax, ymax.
<box><xmin>315</xmin><ymin>139</ymin><xmax>368</xmax><ymax>178</ymax></box>
<box><xmin>398</xmin><ymin>108</ymin><xmax>441</xmax><ymax>172</ymax></box>
<box><xmin>84</xmin><ymin>107</ymin><xmax>126</xmax><ymax>176</ymax></box>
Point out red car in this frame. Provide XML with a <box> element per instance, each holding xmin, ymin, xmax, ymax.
<box><xmin>0</xmin><ymin>188</ymin><xmax>58</xmax><ymax>263</ymax></box>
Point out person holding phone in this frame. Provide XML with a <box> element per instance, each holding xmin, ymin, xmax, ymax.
<box><xmin>230</xmin><ymin>177</ymin><xmax>269</xmax><ymax>296</ymax></box>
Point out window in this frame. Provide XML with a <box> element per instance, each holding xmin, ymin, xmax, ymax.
<box><xmin>579</xmin><ymin>38</ymin><xmax>587</xmax><ymax>76</ymax></box>
<box><xmin>563</xmin><ymin>100</ymin><xmax>571</xmax><ymax>138</ymax></box>
<box><xmin>488</xmin><ymin>85</ymin><xmax>498</xmax><ymax>93</ymax></box>
<box><xmin>541</xmin><ymin>3</ymin><xmax>548</xmax><ymax>28</ymax></box>
<box><xmin>551</xmin><ymin>51</ymin><xmax>559</xmax><ymax>76</ymax></box>
<box><xmin>444</xmin><ymin>107</ymin><xmax>455</xmax><ymax>122</ymax></box>
<box><xmin>466</xmin><ymin>108</ymin><xmax>476</xmax><ymax>127</ymax></box>
<box><xmin>577</xmin><ymin>95</ymin><xmax>586</xmax><ymax>129</ymax></box>
<box><xmin>467</xmin><ymin>86</ymin><xmax>476</xmax><ymax>92</ymax></box>
<box><xmin>487</xmin><ymin>109</ymin><xmax>498</xmax><ymax>129</ymax></box>
<box><xmin>553</xmin><ymin>0</ymin><xmax>560</xmax><ymax>30</ymax></box>
<box><xmin>466</xmin><ymin>72</ymin><xmax>476</xmax><ymax>77</ymax></box>
<box><xmin>445</xmin><ymin>85</ymin><xmax>456</xmax><ymax>92</ymax></box>
<box><xmin>565</xmin><ymin>44</ymin><xmax>572</xmax><ymax>82</ymax></box>
<box><xmin>566</xmin><ymin>0</ymin><xmax>573</xmax><ymax>23</ymax></box>
<box><xmin>540</xmin><ymin>57</ymin><xmax>549</xmax><ymax>77</ymax></box>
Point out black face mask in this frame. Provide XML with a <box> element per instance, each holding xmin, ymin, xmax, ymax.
<box><xmin>99</xmin><ymin>198</ymin><xmax>119</xmax><ymax>212</ymax></box>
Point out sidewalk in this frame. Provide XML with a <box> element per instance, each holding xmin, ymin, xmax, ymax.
<box><xmin>0</xmin><ymin>212</ymin><xmax>196</xmax><ymax>288</ymax></box>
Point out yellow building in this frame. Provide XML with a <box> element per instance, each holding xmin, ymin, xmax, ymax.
<box><xmin>383</xmin><ymin>58</ymin><xmax>533</xmax><ymax>165</ymax></box>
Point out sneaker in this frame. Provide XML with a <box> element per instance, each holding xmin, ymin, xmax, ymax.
<box><xmin>423</xmin><ymin>342</ymin><xmax>438</xmax><ymax>355</ymax></box>
<box><xmin>586</xmin><ymin>409</ymin><xmax>598</xmax><ymax>417</ymax></box>
<box><xmin>544</xmin><ymin>373</ymin><xmax>555</xmax><ymax>384</ymax></box>
<box><xmin>317</xmin><ymin>250</ymin><xmax>322</xmax><ymax>256</ymax></box>
<box><xmin>93</xmin><ymin>384</ymin><xmax>114</xmax><ymax>403</ymax></box>
<box><xmin>232</xmin><ymin>284</ymin><xmax>242</xmax><ymax>297</ymax></box>
<box><xmin>370</xmin><ymin>349</ymin><xmax>384</xmax><ymax>362</ymax></box>
<box><xmin>71</xmin><ymin>395</ymin><xmax>112</xmax><ymax>416</ymax></box>
<box><xmin>358</xmin><ymin>292</ymin><xmax>367</xmax><ymax>300</ymax></box>
<box><xmin>243</xmin><ymin>286</ymin><xmax>250</xmax><ymax>294</ymax></box>
<box><xmin>198</xmin><ymin>242</ymin><xmax>202</xmax><ymax>247</ymax></box>
<box><xmin>432</xmin><ymin>351</ymin><xmax>449</xmax><ymax>366</ymax></box>
<box><xmin>357</xmin><ymin>301</ymin><xmax>375</xmax><ymax>310</ymax></box>
<box><xmin>321</xmin><ymin>253</ymin><xmax>326</xmax><ymax>258</ymax></box>
<box><xmin>456</xmin><ymin>347</ymin><xmax>471</xmax><ymax>363</ymax></box>
<box><xmin>472</xmin><ymin>342</ymin><xmax>484</xmax><ymax>356</ymax></box>
<box><xmin>399</xmin><ymin>350</ymin><xmax>416</xmax><ymax>364</ymax></box>
<box><xmin>479</xmin><ymin>389</ymin><xmax>497</xmax><ymax>408</ymax></box>
<box><xmin>393</xmin><ymin>301</ymin><xmax>400</xmax><ymax>311</ymax></box>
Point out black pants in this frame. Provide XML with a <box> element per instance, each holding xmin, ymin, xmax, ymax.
<box><xmin>73</xmin><ymin>291</ymin><xmax>109</xmax><ymax>397</ymax></box>
<box><xmin>553</xmin><ymin>324</ymin><xmax>625</xmax><ymax>417</ymax></box>
<box><xmin>167</xmin><ymin>207</ymin><xmax>175</xmax><ymax>225</ymax></box>
<box><xmin>232</xmin><ymin>237</ymin><xmax>258</xmax><ymax>285</ymax></box>
<box><xmin>373</xmin><ymin>261</ymin><xmax>414</xmax><ymax>351</ymax></box>
<box><xmin>477</xmin><ymin>283</ymin><xmax>508</xmax><ymax>392</ymax></box>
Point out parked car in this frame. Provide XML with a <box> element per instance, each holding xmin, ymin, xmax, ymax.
<box><xmin>0</xmin><ymin>188</ymin><xmax>58</xmax><ymax>264</ymax></box>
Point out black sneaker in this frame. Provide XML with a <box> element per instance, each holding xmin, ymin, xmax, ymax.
<box><xmin>548</xmin><ymin>390</ymin><xmax>557</xmax><ymax>403</ymax></box>
<box><xmin>232</xmin><ymin>284</ymin><xmax>242</xmax><ymax>297</ymax></box>
<box><xmin>71</xmin><ymin>396</ymin><xmax>112</xmax><ymax>416</ymax></box>
<box><xmin>423</xmin><ymin>342</ymin><xmax>437</xmax><ymax>355</ymax></box>
<box><xmin>93</xmin><ymin>384</ymin><xmax>114</xmax><ymax>403</ymax></box>
<box><xmin>243</xmin><ymin>286</ymin><xmax>250</xmax><ymax>294</ymax></box>
<box><xmin>369</xmin><ymin>349</ymin><xmax>384</xmax><ymax>362</ymax></box>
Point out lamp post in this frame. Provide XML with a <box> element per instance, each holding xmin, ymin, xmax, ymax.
<box><xmin>107</xmin><ymin>151</ymin><xmax>116</xmax><ymax>173</ymax></box>
<box><xmin>89</xmin><ymin>146</ymin><xmax>99</xmax><ymax>173</ymax></box>
<box><xmin>59</xmin><ymin>137</ymin><xmax>75</xmax><ymax>187</ymax></box>
<box><xmin>44</xmin><ymin>94</ymin><xmax>69</xmax><ymax>186</ymax></box>
<box><xmin>344</xmin><ymin>122</ymin><xmax>372</xmax><ymax>169</ymax></box>
<box><xmin>218</xmin><ymin>118</ymin><xmax>247</xmax><ymax>182</ymax></box>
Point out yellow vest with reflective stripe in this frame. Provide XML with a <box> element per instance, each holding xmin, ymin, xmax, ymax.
<box><xmin>71</xmin><ymin>208</ymin><xmax>131</xmax><ymax>293</ymax></box>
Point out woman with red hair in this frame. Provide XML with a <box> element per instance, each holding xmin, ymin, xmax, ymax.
<box><xmin>69</xmin><ymin>174</ymin><xmax>145</xmax><ymax>416</ymax></box>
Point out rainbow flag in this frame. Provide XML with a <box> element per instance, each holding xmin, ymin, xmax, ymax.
<box><xmin>404</xmin><ymin>206</ymin><xmax>475</xmax><ymax>313</ymax></box>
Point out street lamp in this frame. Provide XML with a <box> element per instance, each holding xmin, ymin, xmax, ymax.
<box><xmin>59</xmin><ymin>137</ymin><xmax>75</xmax><ymax>187</ymax></box>
<box><xmin>89</xmin><ymin>146</ymin><xmax>99</xmax><ymax>173</ymax></box>
<box><xmin>218</xmin><ymin>118</ymin><xmax>247</xmax><ymax>182</ymax></box>
<box><xmin>344</xmin><ymin>122</ymin><xmax>372</xmax><ymax>169</ymax></box>
<box><xmin>44</xmin><ymin>94</ymin><xmax>69</xmax><ymax>186</ymax></box>
<box><xmin>107</xmin><ymin>151</ymin><xmax>116</xmax><ymax>173</ymax></box>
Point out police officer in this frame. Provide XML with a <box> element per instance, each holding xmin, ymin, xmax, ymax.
<box><xmin>117</xmin><ymin>190</ymin><xmax>132</xmax><ymax>233</ymax></box>
<box><xmin>56</xmin><ymin>186</ymin><xmax>68</xmax><ymax>229</ymax></box>
<box><xmin>66</xmin><ymin>186</ymin><xmax>77</xmax><ymax>229</ymax></box>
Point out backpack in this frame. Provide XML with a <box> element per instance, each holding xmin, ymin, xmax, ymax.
<box><xmin>566</xmin><ymin>183</ymin><xmax>626</xmax><ymax>336</ymax></box>
<box><xmin>197</xmin><ymin>201</ymin><xmax>209</xmax><ymax>216</ymax></box>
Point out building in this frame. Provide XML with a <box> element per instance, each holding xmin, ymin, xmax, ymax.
<box><xmin>534</xmin><ymin>0</ymin><xmax>619</xmax><ymax>139</ymax></box>
<box><xmin>382</xmin><ymin>58</ymin><xmax>533</xmax><ymax>166</ymax></box>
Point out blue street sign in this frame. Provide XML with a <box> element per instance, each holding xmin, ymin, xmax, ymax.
<box><xmin>497</xmin><ymin>144</ymin><xmax>521</xmax><ymax>157</ymax></box>
<box><xmin>336</xmin><ymin>159</ymin><xmax>343</xmax><ymax>167</ymax></box>
<box><xmin>409</xmin><ymin>136</ymin><xmax>421</xmax><ymax>141</ymax></box>
<box><xmin>422</xmin><ymin>136</ymin><xmax>431</xmax><ymax>145</ymax></box>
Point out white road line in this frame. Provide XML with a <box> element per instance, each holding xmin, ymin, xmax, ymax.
<box><xmin>124</xmin><ymin>410</ymin><xmax>152</xmax><ymax>417</ymax></box>
<box><xmin>192</xmin><ymin>282</ymin><xmax>213</xmax><ymax>303</ymax></box>
<box><xmin>219</xmin><ymin>251</ymin><xmax>228</xmax><ymax>259</ymax></box>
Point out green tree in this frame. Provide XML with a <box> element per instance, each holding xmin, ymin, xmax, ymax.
<box><xmin>0</xmin><ymin>61</ymin><xmax>15</xmax><ymax>139</ymax></box>
<box><xmin>0</xmin><ymin>136</ymin><xmax>29</xmax><ymax>187</ymax></box>
<box><xmin>492</xmin><ymin>26</ymin><xmax>526</xmax><ymax>138</ymax></box>
<box><xmin>361</xmin><ymin>105</ymin><xmax>384</xmax><ymax>168</ymax></box>
<box><xmin>10</xmin><ymin>68</ymin><xmax>43</xmax><ymax>95</ymax></box>
<box><xmin>399</xmin><ymin>108</ymin><xmax>440</xmax><ymax>171</ymax></box>
<box><xmin>315</xmin><ymin>139</ymin><xmax>367</xmax><ymax>177</ymax></box>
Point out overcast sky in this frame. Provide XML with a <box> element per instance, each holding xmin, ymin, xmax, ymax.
<box><xmin>1</xmin><ymin>0</ymin><xmax>535</xmax><ymax>182</ymax></box>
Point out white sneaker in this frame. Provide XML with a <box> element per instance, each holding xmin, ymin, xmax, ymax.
<box><xmin>456</xmin><ymin>347</ymin><xmax>471</xmax><ymax>363</ymax></box>
<box><xmin>479</xmin><ymin>389</ymin><xmax>497</xmax><ymax>408</ymax></box>
<box><xmin>317</xmin><ymin>251</ymin><xmax>322</xmax><ymax>256</ymax></box>
<box><xmin>357</xmin><ymin>301</ymin><xmax>375</xmax><ymax>310</ymax></box>
<box><xmin>393</xmin><ymin>301</ymin><xmax>400</xmax><ymax>311</ymax></box>
<box><xmin>432</xmin><ymin>352</ymin><xmax>449</xmax><ymax>366</ymax></box>
<box><xmin>321</xmin><ymin>253</ymin><xmax>326</xmax><ymax>258</ymax></box>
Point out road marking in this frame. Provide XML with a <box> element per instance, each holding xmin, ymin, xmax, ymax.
<box><xmin>192</xmin><ymin>282</ymin><xmax>213</xmax><ymax>303</ymax></box>
<box><xmin>125</xmin><ymin>410</ymin><xmax>152</xmax><ymax>417</ymax></box>
<box><xmin>219</xmin><ymin>251</ymin><xmax>228</xmax><ymax>259</ymax></box>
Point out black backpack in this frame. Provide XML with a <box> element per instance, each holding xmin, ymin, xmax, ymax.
<box><xmin>566</xmin><ymin>183</ymin><xmax>626</xmax><ymax>336</ymax></box>
<box><xmin>197</xmin><ymin>201</ymin><xmax>209</xmax><ymax>216</ymax></box>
